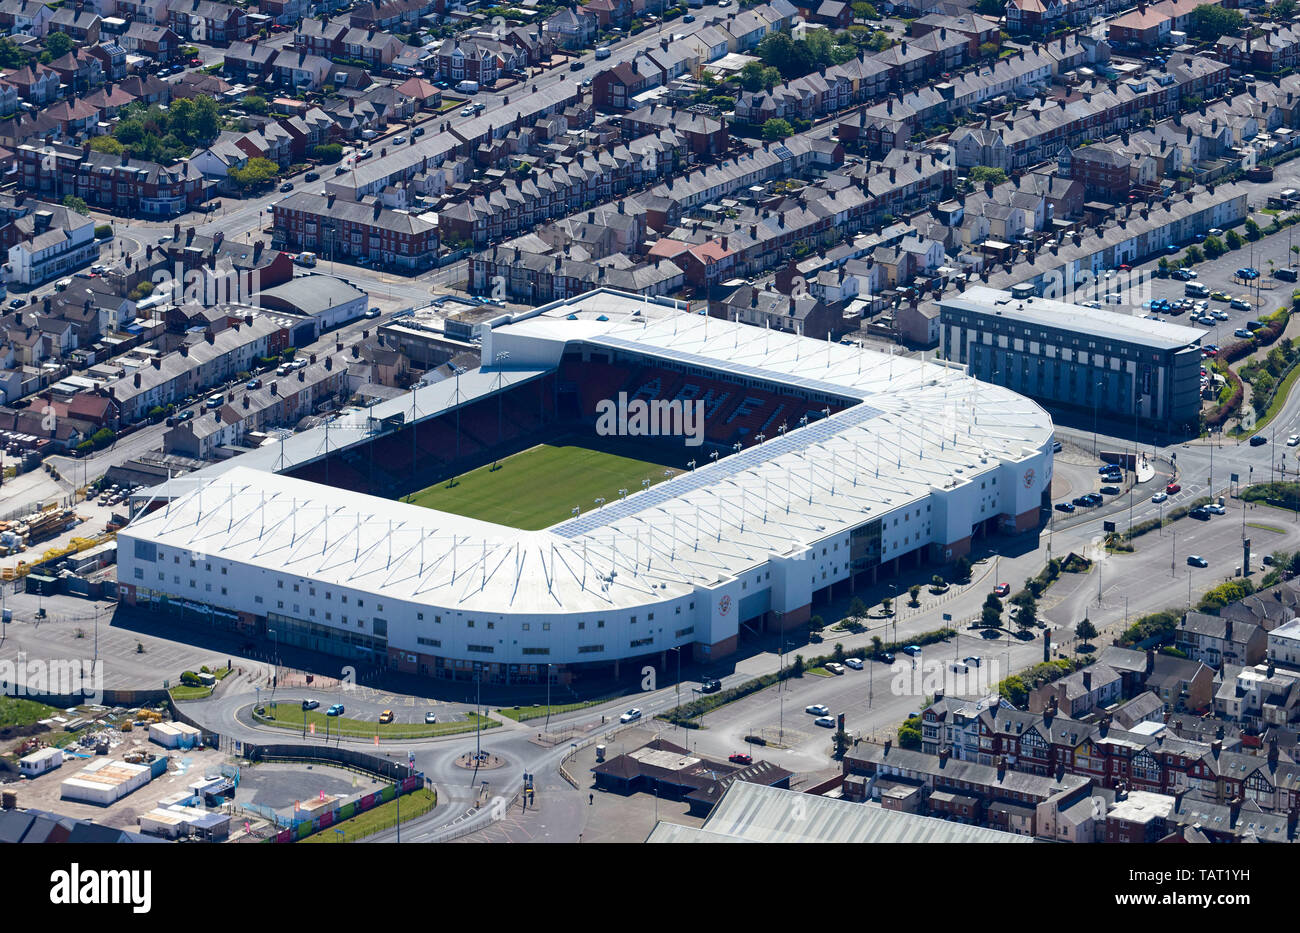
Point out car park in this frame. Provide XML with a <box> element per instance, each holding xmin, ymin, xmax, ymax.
<box><xmin>1055</xmin><ymin>502</ymin><xmax>1076</xmax><ymax>512</ymax></box>
<box><xmin>805</xmin><ymin>704</ymin><xmax>831</xmax><ymax>716</ymax></box>
<box><xmin>728</xmin><ymin>752</ymin><xmax>753</xmax><ymax>765</ymax></box>
<box><xmin>845</xmin><ymin>658</ymin><xmax>863</xmax><ymax>670</ymax></box>
<box><xmin>620</xmin><ymin>708</ymin><xmax>642</xmax><ymax>723</ymax></box>
<box><xmin>1187</xmin><ymin>555</ymin><xmax>1208</xmax><ymax>568</ymax></box>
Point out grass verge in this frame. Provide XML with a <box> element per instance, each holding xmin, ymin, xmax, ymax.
<box><xmin>253</xmin><ymin>704</ymin><xmax>500</xmax><ymax>739</ymax></box>
<box><xmin>299</xmin><ymin>787</ymin><xmax>438</xmax><ymax>843</ymax></box>
<box><xmin>496</xmin><ymin>700</ymin><xmax>603</xmax><ymax>721</ymax></box>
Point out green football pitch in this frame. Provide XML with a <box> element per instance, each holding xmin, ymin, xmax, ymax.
<box><xmin>406</xmin><ymin>443</ymin><xmax>676</xmax><ymax>530</ymax></box>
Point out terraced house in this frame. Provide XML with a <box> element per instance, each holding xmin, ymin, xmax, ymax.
<box><xmin>17</xmin><ymin>142</ymin><xmax>205</xmax><ymax>217</ymax></box>
<box><xmin>168</xmin><ymin>0</ymin><xmax>248</xmax><ymax>45</ymax></box>
<box><xmin>272</xmin><ymin>191</ymin><xmax>439</xmax><ymax>272</ymax></box>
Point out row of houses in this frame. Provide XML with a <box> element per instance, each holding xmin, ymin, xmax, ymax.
<box><xmin>947</xmin><ymin>53</ymin><xmax>1230</xmax><ymax>172</ymax></box>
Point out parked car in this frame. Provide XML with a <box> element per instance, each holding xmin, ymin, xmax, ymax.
<box><xmin>1189</xmin><ymin>506</ymin><xmax>1210</xmax><ymax>520</ymax></box>
<box><xmin>963</xmin><ymin>656</ymin><xmax>983</xmax><ymax>667</ymax></box>
<box><xmin>825</xmin><ymin>662</ymin><xmax>846</xmax><ymax>675</ymax></box>
<box><xmin>279</xmin><ymin>182</ymin><xmax>294</xmax><ymax>192</ymax></box>
<box><xmin>1230</xmin><ymin>299</ymin><xmax>1252</xmax><ymax>312</ymax></box>
<box><xmin>1055</xmin><ymin>502</ymin><xmax>1076</xmax><ymax>512</ymax></box>
<box><xmin>424</xmin><ymin>711</ymin><xmax>437</xmax><ymax>724</ymax></box>
<box><xmin>247</xmin><ymin>378</ymin><xmax>261</xmax><ymax>389</ymax></box>
<box><xmin>1206</xmin><ymin>503</ymin><xmax>1227</xmax><ymax>514</ymax></box>
<box><xmin>683</xmin><ymin>12</ymin><xmax>695</xmax><ymax>19</ymax></box>
<box><xmin>728</xmin><ymin>752</ymin><xmax>753</xmax><ymax>765</ymax></box>
<box><xmin>805</xmin><ymin>704</ymin><xmax>831</xmax><ymax>716</ymax></box>
<box><xmin>413</xmin><ymin>127</ymin><xmax>425</xmax><ymax>137</ymax></box>
<box><xmin>902</xmin><ymin>645</ymin><xmax>922</xmax><ymax>656</ymax></box>
<box><xmin>845</xmin><ymin>658</ymin><xmax>864</xmax><ymax>670</ymax></box>
<box><xmin>301</xmin><ymin>699</ymin><xmax>319</xmax><ymax>710</ymax></box>
<box><xmin>1210</xmin><ymin>291</ymin><xmax>1229</xmax><ymax>301</ymax></box>
<box><xmin>878</xmin><ymin>651</ymin><xmax>896</xmax><ymax>664</ymax></box>
<box><xmin>619</xmin><ymin>707</ymin><xmax>642</xmax><ymax>723</ymax></box>
<box><xmin>8</xmin><ymin>298</ymin><xmax>24</xmax><ymax>309</ymax></box>
<box><xmin>1100</xmin><ymin>485</ymin><xmax>1120</xmax><ymax>495</ymax></box>
<box><xmin>378</xmin><ymin>709</ymin><xmax>394</xmax><ymax>723</ymax></box>
<box><xmin>304</xmin><ymin>171</ymin><xmax>319</xmax><ymax>182</ymax></box>
<box><xmin>326</xmin><ymin>703</ymin><xmax>344</xmax><ymax>716</ymax></box>
<box><xmin>365</xmin><ymin>307</ymin><xmax>381</xmax><ymax>318</ymax></box>
<box><xmin>1187</xmin><ymin>555</ymin><xmax>1209</xmax><ymax>568</ymax></box>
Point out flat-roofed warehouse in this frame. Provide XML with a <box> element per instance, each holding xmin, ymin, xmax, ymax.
<box><xmin>938</xmin><ymin>285</ymin><xmax>1204</xmax><ymax>432</ymax></box>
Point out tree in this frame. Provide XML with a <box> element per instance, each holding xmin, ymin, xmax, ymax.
<box><xmin>981</xmin><ymin>592</ymin><xmax>1003</xmax><ymax>628</ymax></box>
<box><xmin>881</xmin><ymin>596</ymin><xmax>893</xmax><ymax>615</ymax></box>
<box><xmin>871</xmin><ymin>635</ymin><xmax>883</xmax><ymax>657</ymax></box>
<box><xmin>792</xmin><ymin>653</ymin><xmax>805</xmax><ymax>676</ymax></box>
<box><xmin>851</xmin><ymin>1</ymin><xmax>879</xmax><ymax>18</ymax></box>
<box><xmin>809</xmin><ymin>614</ymin><xmax>824</xmax><ymax>635</ymax></box>
<box><xmin>1016</xmin><ymin>600</ymin><xmax>1038</xmax><ymax>630</ymax></box>
<box><xmin>241</xmin><ymin>94</ymin><xmax>269</xmax><ymax>115</ymax></box>
<box><xmin>62</xmin><ymin>195</ymin><xmax>89</xmax><ymax>215</ymax></box>
<box><xmin>1192</xmin><ymin>4</ymin><xmax>1244</xmax><ymax>40</ymax></box>
<box><xmin>978</xmin><ymin>41</ymin><xmax>999</xmax><ymax>59</ymax></box>
<box><xmin>228</xmin><ymin>157</ymin><xmax>280</xmax><ymax>190</ymax></box>
<box><xmin>849</xmin><ymin>597</ymin><xmax>868</xmax><ymax>619</ymax></box>
<box><xmin>1275</xmin><ymin>0</ymin><xmax>1297</xmax><ymax>17</ymax></box>
<box><xmin>833</xmin><ymin>729</ymin><xmax>850</xmax><ymax>757</ymax></box>
<box><xmin>833</xmin><ymin>641</ymin><xmax>846</xmax><ymax>662</ymax></box>
<box><xmin>968</xmin><ymin>165</ymin><xmax>1007</xmax><ymax>186</ymax></box>
<box><xmin>44</xmin><ymin>30</ymin><xmax>73</xmax><ymax>59</ymax></box>
<box><xmin>898</xmin><ymin>715</ymin><xmax>922</xmax><ymax>749</ymax></box>
<box><xmin>975</xmin><ymin>0</ymin><xmax>1003</xmax><ymax>14</ymax></box>
<box><xmin>761</xmin><ymin>117</ymin><xmax>794</xmax><ymax>140</ymax></box>
<box><xmin>1204</xmin><ymin>235</ymin><xmax>1226</xmax><ymax>259</ymax></box>
<box><xmin>90</xmin><ymin>136</ymin><xmax>124</xmax><ymax>155</ymax></box>
<box><xmin>1226</xmin><ymin>229</ymin><xmax>1245</xmax><ymax>250</ymax></box>
<box><xmin>954</xmin><ymin>555</ymin><xmax>972</xmax><ymax>582</ymax></box>
<box><xmin>1075</xmin><ymin>617</ymin><xmax>1098</xmax><ymax>644</ymax></box>
<box><xmin>908</xmin><ymin>583</ymin><xmax>922</xmax><ymax>606</ymax></box>
<box><xmin>0</xmin><ymin>37</ymin><xmax>27</xmax><ymax>69</ymax></box>
<box><xmin>1245</xmin><ymin>218</ymin><xmax>1263</xmax><ymax>241</ymax></box>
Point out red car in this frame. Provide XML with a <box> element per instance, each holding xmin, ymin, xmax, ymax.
<box><xmin>994</xmin><ymin>583</ymin><xmax>1011</xmax><ymax>597</ymax></box>
<box><xmin>728</xmin><ymin>753</ymin><xmax>753</xmax><ymax>765</ymax></box>
<box><xmin>1166</xmin><ymin>482</ymin><xmax>1181</xmax><ymax>494</ymax></box>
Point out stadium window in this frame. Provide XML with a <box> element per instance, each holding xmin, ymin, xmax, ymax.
<box><xmin>134</xmin><ymin>567</ymin><xmax>144</xmax><ymax>580</ymax></box>
<box><xmin>674</xmin><ymin>607</ymin><xmax>680</xmax><ymax>615</ymax></box>
<box><xmin>418</xmin><ymin>612</ymin><xmax>424</xmax><ymax>620</ymax></box>
<box><xmin>309</xmin><ymin>587</ymin><xmax>315</xmax><ymax>596</ymax></box>
<box><xmin>205</xmin><ymin>563</ymin><xmax>211</xmax><ymax>571</ymax></box>
<box><xmin>467</xmin><ymin>620</ymin><xmax>475</xmax><ymax>628</ymax></box>
<box><xmin>690</xmin><ymin>602</ymin><xmax>694</xmax><ymax>609</ymax></box>
<box><xmin>205</xmin><ymin>583</ymin><xmax>211</xmax><ymax>592</ymax></box>
<box><xmin>378</xmin><ymin>603</ymin><xmax>383</xmax><ymax>611</ymax></box>
<box><xmin>578</xmin><ymin>621</ymin><xmax>585</xmax><ymax>629</ymax></box>
<box><xmin>487</xmin><ymin>622</ymin><xmax>494</xmax><ymax>629</ymax></box>
<box><xmin>342</xmin><ymin>595</ymin><xmax>348</xmax><ymax>604</ymax></box>
<box><xmin>358</xmin><ymin>600</ymin><xmax>364</xmax><ymax>608</ymax></box>
<box><xmin>255</xmin><ymin>596</ymin><xmax>263</xmax><ymax>604</ymax></box>
<box><xmin>294</xmin><ymin>584</ymin><xmax>299</xmax><ymax>592</ymax></box>
<box><xmin>173</xmin><ymin>576</ymin><xmax>180</xmax><ymax>584</ymax></box>
<box><xmin>342</xmin><ymin>616</ymin><xmax>348</xmax><ymax>623</ymax></box>
<box><xmin>189</xmin><ymin>560</ymin><xmax>195</xmax><ymax>568</ymax></box>
<box><xmin>543</xmin><ymin>623</ymin><xmax>551</xmax><ymax>631</ymax></box>
<box><xmin>326</xmin><ymin>592</ymin><xmax>331</xmax><ymax>599</ymax></box>
<box><xmin>174</xmin><ymin>556</ymin><xmax>179</xmax><ymax>564</ymax></box>
<box><xmin>221</xmin><ymin>567</ymin><xmax>227</xmax><ymax>575</ymax></box>
<box><xmin>522</xmin><ymin>623</ymin><xmax>530</xmax><ymax>631</ymax></box>
<box><xmin>277</xmin><ymin>600</ymin><xmax>284</xmax><ymax>609</ymax></box>
<box><xmin>277</xmin><ymin>580</ymin><xmax>284</xmax><ymax>589</ymax></box>
<box><xmin>598</xmin><ymin>620</ymin><xmax>605</xmax><ymax>628</ymax></box>
<box><xmin>435</xmin><ymin>615</ymin><xmax>441</xmax><ymax>623</ymax></box>
<box><xmin>326</xmin><ymin>612</ymin><xmax>331</xmax><ymax>620</ymax></box>
<box><xmin>309</xmin><ymin>608</ymin><xmax>315</xmax><ymax>617</ymax></box>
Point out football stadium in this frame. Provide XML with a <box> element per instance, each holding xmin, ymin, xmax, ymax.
<box><xmin>117</xmin><ymin>289</ymin><xmax>1056</xmax><ymax>686</ymax></box>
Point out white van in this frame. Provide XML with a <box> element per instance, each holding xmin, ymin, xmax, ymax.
<box><xmin>595</xmin><ymin>46</ymin><xmax>611</xmax><ymax>59</ymax></box>
<box><xmin>456</xmin><ymin>79</ymin><xmax>479</xmax><ymax>94</ymax></box>
<box><xmin>295</xmin><ymin>252</ymin><xmax>317</xmax><ymax>267</ymax></box>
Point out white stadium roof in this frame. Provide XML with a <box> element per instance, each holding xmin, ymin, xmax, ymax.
<box><xmin>123</xmin><ymin>290</ymin><xmax>1053</xmax><ymax>616</ymax></box>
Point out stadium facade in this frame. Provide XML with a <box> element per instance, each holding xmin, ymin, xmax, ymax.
<box><xmin>117</xmin><ymin>290</ymin><xmax>1056</xmax><ymax>684</ymax></box>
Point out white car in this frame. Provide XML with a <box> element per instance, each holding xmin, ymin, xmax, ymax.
<box><xmin>1206</xmin><ymin>503</ymin><xmax>1227</xmax><ymax>515</ymax></box>
<box><xmin>619</xmin><ymin>708</ymin><xmax>642</xmax><ymax>723</ymax></box>
<box><xmin>814</xmin><ymin>715</ymin><xmax>836</xmax><ymax>728</ymax></box>
<box><xmin>1151</xmin><ymin>491</ymin><xmax>1168</xmax><ymax>503</ymax></box>
<box><xmin>844</xmin><ymin>657</ymin><xmax>864</xmax><ymax>670</ymax></box>
<box><xmin>825</xmin><ymin>661</ymin><xmax>846</xmax><ymax>675</ymax></box>
<box><xmin>1288</xmin><ymin>434</ymin><xmax>1300</xmax><ymax>446</ymax></box>
<box><xmin>805</xmin><ymin>704</ymin><xmax>830</xmax><ymax>716</ymax></box>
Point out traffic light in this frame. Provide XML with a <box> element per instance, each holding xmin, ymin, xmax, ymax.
<box><xmin>837</xmin><ymin>712</ymin><xmax>845</xmax><ymax>732</ymax></box>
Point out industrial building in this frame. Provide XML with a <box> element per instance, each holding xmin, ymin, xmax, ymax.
<box><xmin>938</xmin><ymin>285</ymin><xmax>1204</xmax><ymax>432</ymax></box>
<box><xmin>117</xmin><ymin>289</ymin><xmax>1055</xmax><ymax>681</ymax></box>
<box><xmin>60</xmin><ymin>758</ymin><xmax>154</xmax><ymax>805</ymax></box>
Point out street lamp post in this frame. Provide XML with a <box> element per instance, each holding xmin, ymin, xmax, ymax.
<box><xmin>544</xmin><ymin>663</ymin><xmax>552</xmax><ymax>731</ymax></box>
